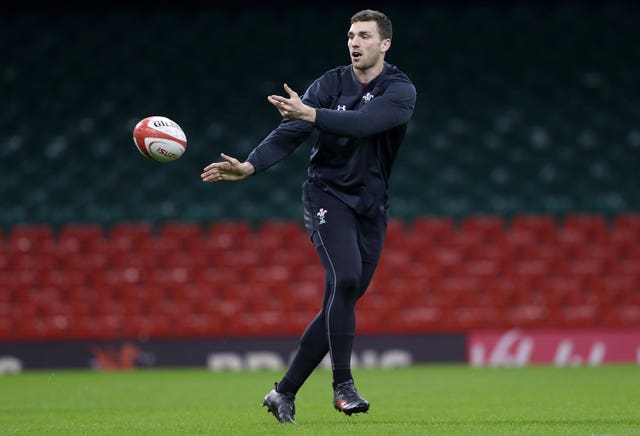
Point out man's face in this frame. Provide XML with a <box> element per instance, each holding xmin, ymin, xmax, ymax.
<box><xmin>347</xmin><ymin>21</ymin><xmax>388</xmax><ymax>71</ymax></box>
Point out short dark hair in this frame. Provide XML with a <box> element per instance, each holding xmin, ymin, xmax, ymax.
<box><xmin>351</xmin><ymin>9</ymin><xmax>392</xmax><ymax>41</ymax></box>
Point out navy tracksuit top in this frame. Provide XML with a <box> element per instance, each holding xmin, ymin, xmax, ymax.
<box><xmin>247</xmin><ymin>62</ymin><xmax>417</xmax><ymax>217</ymax></box>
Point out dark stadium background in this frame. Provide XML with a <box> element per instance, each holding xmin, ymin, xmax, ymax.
<box><xmin>1</xmin><ymin>0</ymin><xmax>639</xmax><ymax>370</ymax></box>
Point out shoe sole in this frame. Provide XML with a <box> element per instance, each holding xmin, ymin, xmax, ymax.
<box><xmin>334</xmin><ymin>403</ymin><xmax>370</xmax><ymax>416</ymax></box>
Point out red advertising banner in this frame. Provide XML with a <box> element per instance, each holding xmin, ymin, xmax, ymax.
<box><xmin>468</xmin><ymin>328</ymin><xmax>640</xmax><ymax>367</ymax></box>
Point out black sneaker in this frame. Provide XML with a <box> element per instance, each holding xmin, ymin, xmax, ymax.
<box><xmin>262</xmin><ymin>383</ymin><xmax>296</xmax><ymax>423</ymax></box>
<box><xmin>333</xmin><ymin>380</ymin><xmax>370</xmax><ymax>415</ymax></box>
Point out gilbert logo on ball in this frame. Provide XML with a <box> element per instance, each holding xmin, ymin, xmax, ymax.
<box><xmin>133</xmin><ymin>116</ymin><xmax>187</xmax><ymax>163</ymax></box>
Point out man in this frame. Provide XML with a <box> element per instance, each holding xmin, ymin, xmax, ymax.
<box><xmin>201</xmin><ymin>9</ymin><xmax>416</xmax><ymax>424</ymax></box>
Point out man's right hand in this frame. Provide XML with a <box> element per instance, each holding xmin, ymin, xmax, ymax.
<box><xmin>201</xmin><ymin>153</ymin><xmax>255</xmax><ymax>182</ymax></box>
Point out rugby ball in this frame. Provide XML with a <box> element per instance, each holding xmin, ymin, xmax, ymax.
<box><xmin>133</xmin><ymin>116</ymin><xmax>187</xmax><ymax>163</ymax></box>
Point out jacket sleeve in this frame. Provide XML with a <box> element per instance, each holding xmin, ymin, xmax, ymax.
<box><xmin>246</xmin><ymin>119</ymin><xmax>313</xmax><ymax>173</ymax></box>
<box><xmin>314</xmin><ymin>80</ymin><xmax>416</xmax><ymax>138</ymax></box>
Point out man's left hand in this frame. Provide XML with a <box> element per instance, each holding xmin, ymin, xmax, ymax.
<box><xmin>268</xmin><ymin>83</ymin><xmax>316</xmax><ymax>123</ymax></box>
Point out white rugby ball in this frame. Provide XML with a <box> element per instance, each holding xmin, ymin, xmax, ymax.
<box><xmin>133</xmin><ymin>116</ymin><xmax>187</xmax><ymax>163</ymax></box>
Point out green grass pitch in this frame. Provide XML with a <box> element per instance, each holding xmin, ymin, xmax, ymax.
<box><xmin>1</xmin><ymin>365</ymin><xmax>639</xmax><ymax>435</ymax></box>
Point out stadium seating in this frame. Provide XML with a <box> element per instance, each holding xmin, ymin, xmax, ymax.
<box><xmin>0</xmin><ymin>215</ymin><xmax>638</xmax><ymax>340</ymax></box>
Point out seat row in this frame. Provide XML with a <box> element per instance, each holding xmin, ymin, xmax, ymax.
<box><xmin>1</xmin><ymin>214</ymin><xmax>639</xmax><ymax>340</ymax></box>
<box><xmin>3</xmin><ymin>213</ymin><xmax>640</xmax><ymax>251</ymax></box>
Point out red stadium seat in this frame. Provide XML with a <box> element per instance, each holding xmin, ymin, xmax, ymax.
<box><xmin>178</xmin><ymin>313</ymin><xmax>223</xmax><ymax>337</ymax></box>
<box><xmin>8</xmin><ymin>250</ymin><xmax>54</xmax><ymax>271</ymax></box>
<box><xmin>503</xmin><ymin>227</ymin><xmax>538</xmax><ymax>247</ymax></box>
<box><xmin>8</xmin><ymin>224</ymin><xmax>55</xmax><ymax>253</ymax></box>
<box><xmin>510</xmin><ymin>214</ymin><xmax>557</xmax><ymax>243</ymax></box>
<box><xmin>560</xmin><ymin>304</ymin><xmax>599</xmax><ymax>327</ymax></box>
<box><xmin>2</xmin><ymin>270</ymin><xmax>40</xmax><ymax>288</ymax></box>
<box><xmin>505</xmin><ymin>304</ymin><xmax>549</xmax><ymax>328</ymax></box>
<box><xmin>563</xmin><ymin>213</ymin><xmax>607</xmax><ymax>233</ymax></box>
<box><xmin>602</xmin><ymin>305</ymin><xmax>640</xmax><ymax>327</ymax></box>
<box><xmin>612</xmin><ymin>214</ymin><xmax>640</xmax><ymax>255</ymax></box>
<box><xmin>583</xmin><ymin>275</ymin><xmax>633</xmax><ymax>309</ymax></box>
<box><xmin>621</xmin><ymin>243</ymin><xmax>640</xmax><ymax>260</ymax></box>
<box><xmin>109</xmin><ymin>222</ymin><xmax>154</xmax><ymax>252</ymax></box>
<box><xmin>41</xmin><ymin>269</ymin><xmax>86</xmax><ymax>288</ymax></box>
<box><xmin>460</xmin><ymin>259</ymin><xmax>502</xmax><ymax>278</ymax></box>
<box><xmin>613</xmin><ymin>213</ymin><xmax>640</xmax><ymax>233</ymax></box>
<box><xmin>610</xmin><ymin>259</ymin><xmax>640</xmax><ymax>276</ymax></box>
<box><xmin>58</xmin><ymin>223</ymin><xmax>105</xmax><ymax>253</ymax></box>
<box><xmin>207</xmin><ymin>221</ymin><xmax>253</xmax><ymax>250</ymax></box>
<box><xmin>515</xmin><ymin>242</ymin><xmax>561</xmax><ymax>263</ymax></box>
<box><xmin>409</xmin><ymin>216</ymin><xmax>454</xmax><ymax>245</ymax></box>
<box><xmin>107</xmin><ymin>250</ymin><xmax>156</xmax><ymax>272</ymax></box>
<box><xmin>59</xmin><ymin>252</ymin><xmax>109</xmax><ymax>272</ymax></box>
<box><xmin>461</xmin><ymin>215</ymin><xmax>505</xmax><ymax>241</ymax></box>
<box><xmin>257</xmin><ymin>220</ymin><xmax>305</xmax><ymax>239</ymax></box>
<box><xmin>553</xmin><ymin>258</ymin><xmax>605</xmax><ymax>278</ymax></box>
<box><xmin>610</xmin><ymin>226</ymin><xmax>639</xmax><ymax>247</ymax></box>
<box><xmin>569</xmin><ymin>241</ymin><xmax>618</xmax><ymax>262</ymax></box>
<box><xmin>0</xmin><ymin>316</ymin><xmax>11</xmax><ymax>340</ymax></box>
<box><xmin>556</xmin><ymin>214</ymin><xmax>607</xmax><ymax>246</ymax></box>
<box><xmin>158</xmin><ymin>222</ymin><xmax>204</xmax><ymax>251</ymax></box>
<box><xmin>536</xmin><ymin>276</ymin><xmax>584</xmax><ymax>306</ymax></box>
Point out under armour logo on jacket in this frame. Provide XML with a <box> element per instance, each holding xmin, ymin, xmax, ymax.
<box><xmin>336</xmin><ymin>105</ymin><xmax>346</xmax><ymax>111</ymax></box>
